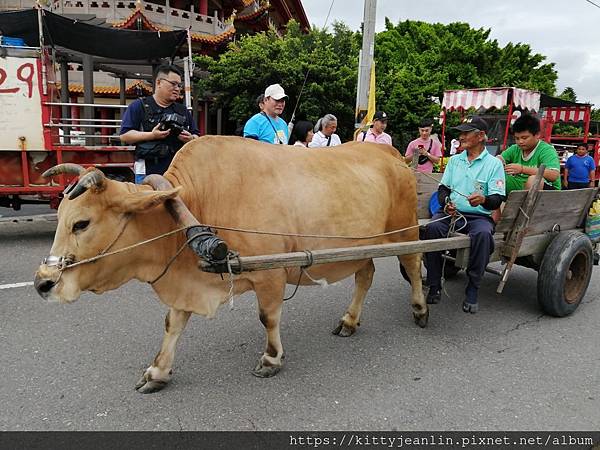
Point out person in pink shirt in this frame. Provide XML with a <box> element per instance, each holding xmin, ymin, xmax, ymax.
<box><xmin>356</xmin><ymin>111</ymin><xmax>393</xmax><ymax>145</ymax></box>
<box><xmin>404</xmin><ymin>119</ymin><xmax>443</xmax><ymax>173</ymax></box>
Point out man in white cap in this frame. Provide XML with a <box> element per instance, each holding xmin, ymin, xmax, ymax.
<box><xmin>243</xmin><ymin>83</ymin><xmax>289</xmax><ymax>144</ymax></box>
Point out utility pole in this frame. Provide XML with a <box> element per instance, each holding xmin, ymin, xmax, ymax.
<box><xmin>355</xmin><ymin>0</ymin><xmax>377</xmax><ymax>127</ymax></box>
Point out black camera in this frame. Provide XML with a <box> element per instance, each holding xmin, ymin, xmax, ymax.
<box><xmin>158</xmin><ymin>113</ymin><xmax>186</xmax><ymax>137</ymax></box>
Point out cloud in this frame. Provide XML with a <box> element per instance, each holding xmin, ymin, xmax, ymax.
<box><xmin>302</xmin><ymin>0</ymin><xmax>600</xmax><ymax>106</ymax></box>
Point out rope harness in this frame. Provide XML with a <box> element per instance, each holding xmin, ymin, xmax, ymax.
<box><xmin>42</xmin><ymin>163</ymin><xmax>473</xmax><ymax>303</ymax></box>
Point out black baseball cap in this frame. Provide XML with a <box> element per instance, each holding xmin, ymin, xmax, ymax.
<box><xmin>373</xmin><ymin>111</ymin><xmax>388</xmax><ymax>121</ymax></box>
<box><xmin>452</xmin><ymin>116</ymin><xmax>489</xmax><ymax>133</ymax></box>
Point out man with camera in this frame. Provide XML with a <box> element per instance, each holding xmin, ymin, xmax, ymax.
<box><xmin>120</xmin><ymin>64</ymin><xmax>199</xmax><ymax>182</ymax></box>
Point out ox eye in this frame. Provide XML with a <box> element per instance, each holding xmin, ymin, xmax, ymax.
<box><xmin>72</xmin><ymin>220</ymin><xmax>90</xmax><ymax>233</ymax></box>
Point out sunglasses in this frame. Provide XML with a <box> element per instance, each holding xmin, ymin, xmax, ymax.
<box><xmin>160</xmin><ymin>78</ymin><xmax>183</xmax><ymax>89</ymax></box>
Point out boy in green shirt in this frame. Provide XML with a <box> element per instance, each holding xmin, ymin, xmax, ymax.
<box><xmin>498</xmin><ymin>114</ymin><xmax>561</xmax><ymax>192</ymax></box>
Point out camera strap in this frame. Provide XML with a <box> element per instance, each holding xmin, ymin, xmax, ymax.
<box><xmin>261</xmin><ymin>112</ymin><xmax>285</xmax><ymax>144</ymax></box>
<box><xmin>418</xmin><ymin>140</ymin><xmax>433</xmax><ymax>165</ymax></box>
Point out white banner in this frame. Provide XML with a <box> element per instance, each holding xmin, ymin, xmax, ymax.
<box><xmin>0</xmin><ymin>56</ymin><xmax>45</xmax><ymax>151</ymax></box>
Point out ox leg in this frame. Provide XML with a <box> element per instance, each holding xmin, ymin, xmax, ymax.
<box><xmin>135</xmin><ymin>308</ymin><xmax>191</xmax><ymax>394</ymax></box>
<box><xmin>252</xmin><ymin>278</ymin><xmax>286</xmax><ymax>378</ymax></box>
<box><xmin>332</xmin><ymin>260</ymin><xmax>375</xmax><ymax>337</ymax></box>
<box><xmin>398</xmin><ymin>254</ymin><xmax>428</xmax><ymax>328</ymax></box>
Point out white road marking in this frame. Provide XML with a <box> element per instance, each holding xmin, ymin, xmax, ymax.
<box><xmin>0</xmin><ymin>282</ymin><xmax>34</xmax><ymax>290</ymax></box>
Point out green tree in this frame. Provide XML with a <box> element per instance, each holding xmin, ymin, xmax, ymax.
<box><xmin>374</xmin><ymin>19</ymin><xmax>557</xmax><ymax>147</ymax></box>
<box><xmin>196</xmin><ymin>20</ymin><xmax>361</xmax><ymax>141</ymax></box>
<box><xmin>197</xmin><ymin>19</ymin><xmax>558</xmax><ymax>146</ymax></box>
<box><xmin>558</xmin><ymin>87</ymin><xmax>578</xmax><ymax>102</ymax></box>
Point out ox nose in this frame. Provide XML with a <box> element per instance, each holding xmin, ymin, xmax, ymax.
<box><xmin>34</xmin><ymin>274</ymin><xmax>56</xmax><ymax>298</ymax></box>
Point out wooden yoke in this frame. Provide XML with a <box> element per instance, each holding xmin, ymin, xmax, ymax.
<box><xmin>496</xmin><ymin>164</ymin><xmax>545</xmax><ymax>293</ymax></box>
<box><xmin>144</xmin><ymin>175</ymin><xmax>228</xmax><ymax>263</ymax></box>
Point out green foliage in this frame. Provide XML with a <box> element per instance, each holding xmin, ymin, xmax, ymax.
<box><xmin>558</xmin><ymin>87</ymin><xmax>578</xmax><ymax>102</ymax></box>
<box><xmin>375</xmin><ymin>19</ymin><xmax>557</xmax><ymax>147</ymax></box>
<box><xmin>552</xmin><ymin>123</ymin><xmax>583</xmax><ymax>136</ymax></box>
<box><xmin>197</xmin><ymin>18</ymin><xmax>558</xmax><ymax>145</ymax></box>
<box><xmin>196</xmin><ymin>20</ymin><xmax>361</xmax><ymax>140</ymax></box>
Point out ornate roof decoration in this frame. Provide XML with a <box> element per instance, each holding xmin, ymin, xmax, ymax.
<box><xmin>236</xmin><ymin>2</ymin><xmax>270</xmax><ymax>22</ymax></box>
<box><xmin>189</xmin><ymin>26</ymin><xmax>236</xmax><ymax>44</ymax></box>
<box><xmin>60</xmin><ymin>80</ymin><xmax>153</xmax><ymax>96</ymax></box>
<box><xmin>111</xmin><ymin>7</ymin><xmax>166</xmax><ymax>31</ymax></box>
<box><xmin>110</xmin><ymin>6</ymin><xmax>236</xmax><ymax>45</ymax></box>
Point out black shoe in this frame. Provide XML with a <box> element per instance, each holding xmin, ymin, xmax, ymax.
<box><xmin>426</xmin><ymin>288</ymin><xmax>441</xmax><ymax>304</ymax></box>
<box><xmin>462</xmin><ymin>300</ymin><xmax>479</xmax><ymax>314</ymax></box>
<box><xmin>463</xmin><ymin>283</ymin><xmax>479</xmax><ymax>313</ymax></box>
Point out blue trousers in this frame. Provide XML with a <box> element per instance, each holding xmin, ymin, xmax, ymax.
<box><xmin>424</xmin><ymin>212</ymin><xmax>495</xmax><ymax>301</ymax></box>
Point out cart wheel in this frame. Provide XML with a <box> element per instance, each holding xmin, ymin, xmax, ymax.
<box><xmin>537</xmin><ymin>230</ymin><xmax>594</xmax><ymax>317</ymax></box>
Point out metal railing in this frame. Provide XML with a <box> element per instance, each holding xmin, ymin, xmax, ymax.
<box><xmin>5</xmin><ymin>0</ymin><xmax>231</xmax><ymax>35</ymax></box>
<box><xmin>45</xmin><ymin>101</ymin><xmax>130</xmax><ymax>147</ymax></box>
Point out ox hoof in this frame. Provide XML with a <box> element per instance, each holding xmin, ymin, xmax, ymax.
<box><xmin>135</xmin><ymin>374</ymin><xmax>169</xmax><ymax>394</ymax></box>
<box><xmin>252</xmin><ymin>361</ymin><xmax>281</xmax><ymax>378</ymax></box>
<box><xmin>332</xmin><ymin>320</ymin><xmax>357</xmax><ymax>337</ymax></box>
<box><xmin>413</xmin><ymin>309</ymin><xmax>429</xmax><ymax>328</ymax></box>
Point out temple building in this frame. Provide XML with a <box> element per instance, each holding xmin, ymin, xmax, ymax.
<box><xmin>1</xmin><ymin>0</ymin><xmax>309</xmax><ymax>134</ymax></box>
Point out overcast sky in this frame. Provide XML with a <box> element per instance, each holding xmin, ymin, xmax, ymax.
<box><xmin>301</xmin><ymin>0</ymin><xmax>600</xmax><ymax>106</ymax></box>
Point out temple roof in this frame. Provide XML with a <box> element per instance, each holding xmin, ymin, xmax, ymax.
<box><xmin>59</xmin><ymin>80</ymin><xmax>153</xmax><ymax>97</ymax></box>
<box><xmin>236</xmin><ymin>2</ymin><xmax>270</xmax><ymax>22</ymax></box>
<box><xmin>111</xmin><ymin>7</ymin><xmax>236</xmax><ymax>46</ymax></box>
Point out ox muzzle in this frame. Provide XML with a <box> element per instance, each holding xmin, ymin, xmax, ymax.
<box><xmin>34</xmin><ymin>255</ymin><xmax>73</xmax><ymax>298</ymax></box>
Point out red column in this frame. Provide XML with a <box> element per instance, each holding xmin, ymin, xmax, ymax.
<box><xmin>100</xmin><ymin>108</ymin><xmax>110</xmax><ymax>145</ymax></box>
<box><xmin>198</xmin><ymin>0</ymin><xmax>208</xmax><ymax>15</ymax></box>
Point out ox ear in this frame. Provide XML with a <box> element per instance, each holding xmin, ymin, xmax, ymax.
<box><xmin>111</xmin><ymin>186</ymin><xmax>182</xmax><ymax>214</ymax></box>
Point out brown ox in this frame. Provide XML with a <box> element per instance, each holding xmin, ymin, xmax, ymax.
<box><xmin>34</xmin><ymin>136</ymin><xmax>426</xmax><ymax>393</ymax></box>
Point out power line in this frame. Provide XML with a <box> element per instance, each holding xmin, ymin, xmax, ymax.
<box><xmin>585</xmin><ymin>0</ymin><xmax>600</xmax><ymax>9</ymax></box>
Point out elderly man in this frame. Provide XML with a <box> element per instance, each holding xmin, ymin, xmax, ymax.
<box><xmin>243</xmin><ymin>84</ymin><xmax>289</xmax><ymax>144</ymax></box>
<box><xmin>356</xmin><ymin>111</ymin><xmax>393</xmax><ymax>145</ymax></box>
<box><xmin>424</xmin><ymin>117</ymin><xmax>506</xmax><ymax>313</ymax></box>
<box><xmin>120</xmin><ymin>64</ymin><xmax>199</xmax><ymax>182</ymax></box>
<box><xmin>309</xmin><ymin>114</ymin><xmax>342</xmax><ymax>147</ymax></box>
<box><xmin>405</xmin><ymin>119</ymin><xmax>443</xmax><ymax>172</ymax></box>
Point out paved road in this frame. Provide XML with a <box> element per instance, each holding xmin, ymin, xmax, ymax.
<box><xmin>1</xmin><ymin>220</ymin><xmax>599</xmax><ymax>431</ymax></box>
<box><xmin>0</xmin><ymin>204</ymin><xmax>54</xmax><ymax>219</ymax></box>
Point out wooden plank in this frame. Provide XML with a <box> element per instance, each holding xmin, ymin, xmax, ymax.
<box><xmin>524</xmin><ymin>189</ymin><xmax>598</xmax><ymax>234</ymax></box>
<box><xmin>497</xmin><ymin>165</ymin><xmax>545</xmax><ymax>293</ymax></box>
<box><xmin>198</xmin><ymin>235</ymin><xmax>471</xmax><ymax>273</ymax></box>
<box><xmin>495</xmin><ymin>188</ymin><xmax>598</xmax><ymax>233</ymax></box>
<box><xmin>490</xmin><ymin>233</ymin><xmax>553</xmax><ymax>263</ymax></box>
<box><xmin>416</xmin><ymin>172</ymin><xmax>442</xmax><ymax>219</ymax></box>
<box><xmin>495</xmin><ymin>191</ymin><xmax>527</xmax><ymax>233</ymax></box>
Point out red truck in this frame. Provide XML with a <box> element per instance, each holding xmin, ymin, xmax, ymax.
<box><xmin>0</xmin><ymin>44</ymin><xmax>135</xmax><ymax>210</ymax></box>
<box><xmin>0</xmin><ymin>8</ymin><xmax>190</xmax><ymax>210</ymax></box>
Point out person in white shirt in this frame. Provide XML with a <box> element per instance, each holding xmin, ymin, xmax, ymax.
<box><xmin>309</xmin><ymin>114</ymin><xmax>342</xmax><ymax>147</ymax></box>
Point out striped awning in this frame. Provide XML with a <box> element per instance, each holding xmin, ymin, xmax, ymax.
<box><xmin>543</xmin><ymin>106</ymin><xmax>589</xmax><ymax>123</ymax></box>
<box><xmin>442</xmin><ymin>88</ymin><xmax>541</xmax><ymax>112</ymax></box>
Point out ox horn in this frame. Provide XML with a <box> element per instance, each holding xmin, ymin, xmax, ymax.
<box><xmin>42</xmin><ymin>163</ymin><xmax>86</xmax><ymax>178</ymax></box>
<box><xmin>68</xmin><ymin>169</ymin><xmax>106</xmax><ymax>200</ymax></box>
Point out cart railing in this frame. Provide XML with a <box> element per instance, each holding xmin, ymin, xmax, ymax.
<box><xmin>44</xmin><ymin>102</ymin><xmax>129</xmax><ymax>147</ymax></box>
